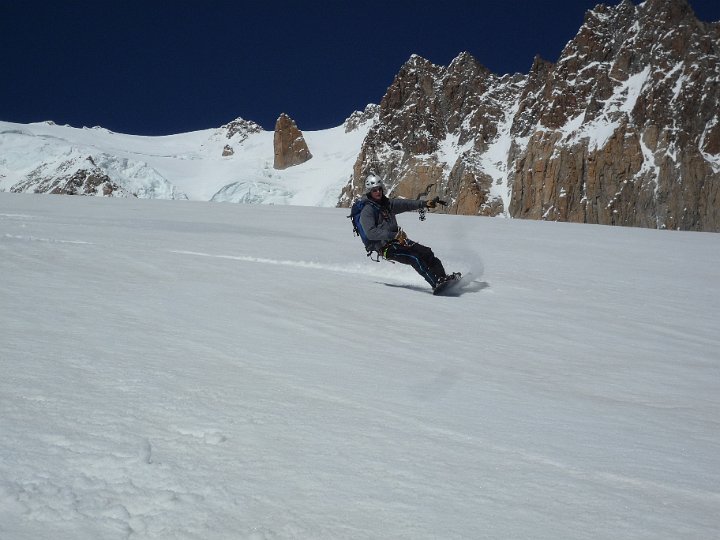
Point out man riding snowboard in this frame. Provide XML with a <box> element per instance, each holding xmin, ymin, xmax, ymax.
<box><xmin>356</xmin><ymin>174</ymin><xmax>459</xmax><ymax>292</ymax></box>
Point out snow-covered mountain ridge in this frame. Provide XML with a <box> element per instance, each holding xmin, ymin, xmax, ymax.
<box><xmin>2</xmin><ymin>0</ymin><xmax>719</xmax><ymax>231</ymax></box>
<box><xmin>0</xmin><ymin>115</ymin><xmax>372</xmax><ymax>207</ymax></box>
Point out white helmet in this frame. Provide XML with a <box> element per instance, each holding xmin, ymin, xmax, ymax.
<box><xmin>365</xmin><ymin>174</ymin><xmax>385</xmax><ymax>193</ymax></box>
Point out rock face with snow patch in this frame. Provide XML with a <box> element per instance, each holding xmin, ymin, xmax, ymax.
<box><xmin>340</xmin><ymin>0</ymin><xmax>720</xmax><ymax>232</ymax></box>
<box><xmin>0</xmin><ymin>125</ymin><xmax>187</xmax><ymax>200</ymax></box>
<box><xmin>341</xmin><ymin>53</ymin><xmax>521</xmax><ymax>217</ymax></box>
<box><xmin>221</xmin><ymin>117</ymin><xmax>262</xmax><ymax>157</ymax></box>
<box><xmin>343</xmin><ymin>104</ymin><xmax>380</xmax><ymax>133</ymax></box>
<box><xmin>273</xmin><ymin>113</ymin><xmax>312</xmax><ymax>170</ymax></box>
<box><xmin>222</xmin><ymin>117</ymin><xmax>262</xmax><ymax>141</ymax></box>
<box><xmin>11</xmin><ymin>166</ymin><xmax>132</xmax><ymax>197</ymax></box>
<box><xmin>509</xmin><ymin>0</ymin><xmax>720</xmax><ymax>230</ymax></box>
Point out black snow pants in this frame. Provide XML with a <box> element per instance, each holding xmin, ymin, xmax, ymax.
<box><xmin>383</xmin><ymin>240</ymin><xmax>447</xmax><ymax>288</ymax></box>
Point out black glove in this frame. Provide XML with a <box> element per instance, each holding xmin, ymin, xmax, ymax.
<box><xmin>426</xmin><ymin>196</ymin><xmax>447</xmax><ymax>208</ymax></box>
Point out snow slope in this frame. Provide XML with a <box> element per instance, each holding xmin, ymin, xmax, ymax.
<box><xmin>1</xmin><ymin>192</ymin><xmax>719</xmax><ymax>539</ymax></box>
<box><xmin>0</xmin><ymin>118</ymin><xmax>370</xmax><ymax>206</ymax></box>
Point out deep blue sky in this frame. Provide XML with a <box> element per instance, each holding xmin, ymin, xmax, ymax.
<box><xmin>2</xmin><ymin>0</ymin><xmax>719</xmax><ymax>135</ymax></box>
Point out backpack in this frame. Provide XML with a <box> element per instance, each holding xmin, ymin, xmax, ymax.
<box><xmin>348</xmin><ymin>198</ymin><xmax>381</xmax><ymax>259</ymax></box>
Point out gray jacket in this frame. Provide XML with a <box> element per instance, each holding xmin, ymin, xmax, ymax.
<box><xmin>358</xmin><ymin>194</ymin><xmax>425</xmax><ymax>253</ymax></box>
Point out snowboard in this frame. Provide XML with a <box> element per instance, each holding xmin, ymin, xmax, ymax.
<box><xmin>432</xmin><ymin>272</ymin><xmax>463</xmax><ymax>296</ymax></box>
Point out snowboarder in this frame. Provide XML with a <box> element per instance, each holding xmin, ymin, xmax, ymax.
<box><xmin>356</xmin><ymin>174</ymin><xmax>459</xmax><ymax>292</ymax></box>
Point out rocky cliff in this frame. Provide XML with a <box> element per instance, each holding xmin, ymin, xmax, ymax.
<box><xmin>10</xmin><ymin>164</ymin><xmax>131</xmax><ymax>197</ymax></box>
<box><xmin>273</xmin><ymin>113</ymin><xmax>312</xmax><ymax>170</ymax></box>
<box><xmin>340</xmin><ymin>0</ymin><xmax>720</xmax><ymax>231</ymax></box>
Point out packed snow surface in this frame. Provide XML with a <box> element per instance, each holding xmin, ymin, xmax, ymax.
<box><xmin>1</xmin><ymin>193</ymin><xmax>719</xmax><ymax>539</ymax></box>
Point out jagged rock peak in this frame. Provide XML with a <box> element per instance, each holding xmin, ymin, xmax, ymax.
<box><xmin>583</xmin><ymin>0</ymin><xmax>632</xmax><ymax>22</ymax></box>
<box><xmin>448</xmin><ymin>51</ymin><xmax>490</xmax><ymax>75</ymax></box>
<box><xmin>449</xmin><ymin>51</ymin><xmax>476</xmax><ymax>66</ymax></box>
<box><xmin>273</xmin><ymin>113</ymin><xmax>312</xmax><ymax>170</ymax></box>
<box><xmin>344</xmin><ymin>104</ymin><xmax>379</xmax><ymax>133</ymax></box>
<box><xmin>405</xmin><ymin>53</ymin><xmax>432</xmax><ymax>66</ymax></box>
<box><xmin>528</xmin><ymin>54</ymin><xmax>554</xmax><ymax>78</ymax></box>
<box><xmin>399</xmin><ymin>54</ymin><xmax>441</xmax><ymax>75</ymax></box>
<box><xmin>639</xmin><ymin>0</ymin><xmax>695</xmax><ymax>23</ymax></box>
<box><xmin>582</xmin><ymin>0</ymin><xmax>699</xmax><ymax>34</ymax></box>
<box><xmin>221</xmin><ymin>117</ymin><xmax>263</xmax><ymax>140</ymax></box>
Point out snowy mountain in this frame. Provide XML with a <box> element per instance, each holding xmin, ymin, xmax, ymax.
<box><xmin>0</xmin><ymin>113</ymin><xmax>374</xmax><ymax>207</ymax></box>
<box><xmin>2</xmin><ymin>0</ymin><xmax>719</xmax><ymax>232</ymax></box>
<box><xmin>2</xmin><ymin>192</ymin><xmax>719</xmax><ymax>539</ymax></box>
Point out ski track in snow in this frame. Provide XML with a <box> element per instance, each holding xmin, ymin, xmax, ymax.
<box><xmin>3</xmin><ymin>233</ymin><xmax>93</xmax><ymax>245</ymax></box>
<box><xmin>169</xmin><ymin>249</ymin><xmax>383</xmax><ymax>276</ymax></box>
<box><xmin>169</xmin><ymin>249</ymin><xmax>489</xmax><ymax>296</ymax></box>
